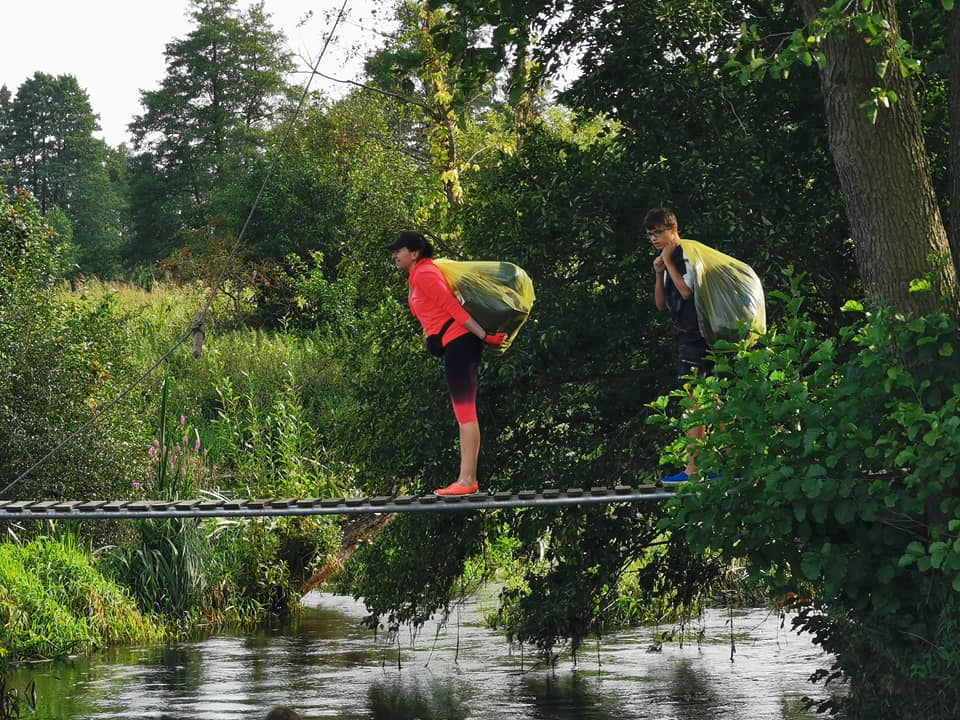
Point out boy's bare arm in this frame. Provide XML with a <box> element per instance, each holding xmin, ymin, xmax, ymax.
<box><xmin>653</xmin><ymin>256</ymin><xmax>667</xmax><ymax>311</ymax></box>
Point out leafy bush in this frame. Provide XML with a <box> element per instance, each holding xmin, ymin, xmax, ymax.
<box><xmin>206</xmin><ymin>373</ymin><xmax>343</xmax><ymax>614</ymax></box>
<box><xmin>209</xmin><ymin>515</ymin><xmax>338</xmax><ymax>619</ymax></box>
<box><xmin>0</xmin><ymin>189</ymin><xmax>145</xmax><ymax>502</ymax></box>
<box><xmin>493</xmin><ymin>506</ymin><xmax>719</xmax><ymax>661</ymax></box>
<box><xmin>655</xmin><ymin>278</ymin><xmax>960</xmax><ymax>718</ymax></box>
<box><xmin>80</xmin><ymin>293</ymin><xmax>347</xmax><ymax>625</ymax></box>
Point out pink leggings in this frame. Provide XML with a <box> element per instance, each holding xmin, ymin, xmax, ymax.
<box><xmin>444</xmin><ymin>334</ymin><xmax>482</xmax><ymax>424</ymax></box>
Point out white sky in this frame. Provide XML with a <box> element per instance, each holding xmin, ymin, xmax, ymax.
<box><xmin>2</xmin><ymin>0</ymin><xmax>393</xmax><ymax>148</ymax></box>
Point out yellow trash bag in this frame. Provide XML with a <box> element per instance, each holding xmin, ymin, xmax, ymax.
<box><xmin>434</xmin><ymin>259</ymin><xmax>536</xmax><ymax>353</ymax></box>
<box><xmin>677</xmin><ymin>239</ymin><xmax>766</xmax><ymax>346</ymax></box>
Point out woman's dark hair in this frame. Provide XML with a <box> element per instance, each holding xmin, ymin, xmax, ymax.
<box><xmin>387</xmin><ymin>230</ymin><xmax>434</xmax><ymax>258</ymax></box>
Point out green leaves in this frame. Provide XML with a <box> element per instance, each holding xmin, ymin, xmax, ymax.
<box><xmin>0</xmin><ymin>190</ymin><xmax>145</xmax><ymax>501</ymax></box>
<box><xmin>801</xmin><ymin>551</ymin><xmax>822</xmax><ymax>580</ymax></box>
<box><xmin>801</xmin><ymin>470</ymin><xmax>825</xmax><ymax>499</ymax></box>
<box><xmin>859</xmin><ymin>87</ymin><xmax>901</xmax><ymax>124</ymax></box>
<box><xmin>833</xmin><ymin>499</ymin><xmax>856</xmax><ymax>525</ymax></box>
<box><xmin>653</xmin><ymin>280</ymin><xmax>960</xmax><ymax>710</ymax></box>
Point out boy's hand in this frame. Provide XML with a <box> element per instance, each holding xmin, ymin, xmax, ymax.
<box><xmin>484</xmin><ymin>331</ymin><xmax>507</xmax><ymax>346</ymax></box>
<box><xmin>659</xmin><ymin>243</ymin><xmax>679</xmax><ymax>267</ymax></box>
<box><xmin>653</xmin><ymin>256</ymin><xmax>665</xmax><ymax>272</ymax></box>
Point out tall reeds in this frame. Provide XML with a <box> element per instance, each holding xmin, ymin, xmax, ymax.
<box><xmin>108</xmin><ymin>377</ymin><xmax>216</xmax><ymax>623</ymax></box>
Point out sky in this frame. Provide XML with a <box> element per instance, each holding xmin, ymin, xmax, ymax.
<box><xmin>2</xmin><ymin>0</ymin><xmax>391</xmax><ymax>148</ymax></box>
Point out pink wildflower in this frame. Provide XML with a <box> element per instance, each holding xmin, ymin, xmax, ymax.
<box><xmin>179</xmin><ymin>415</ymin><xmax>186</xmax><ymax>427</ymax></box>
<box><xmin>132</xmin><ymin>482</ymin><xmax>142</xmax><ymax>490</ymax></box>
<box><xmin>148</xmin><ymin>446</ymin><xmax>157</xmax><ymax>459</ymax></box>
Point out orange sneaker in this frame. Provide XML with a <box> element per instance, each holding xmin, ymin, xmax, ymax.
<box><xmin>434</xmin><ymin>481</ymin><xmax>479</xmax><ymax>496</ymax></box>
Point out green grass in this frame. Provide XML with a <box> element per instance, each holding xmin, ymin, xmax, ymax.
<box><xmin>0</xmin><ymin>532</ymin><xmax>163</xmax><ymax>660</ymax></box>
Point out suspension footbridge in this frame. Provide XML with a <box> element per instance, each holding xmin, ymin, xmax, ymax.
<box><xmin>0</xmin><ymin>484</ymin><xmax>676</xmax><ymax>521</ymax></box>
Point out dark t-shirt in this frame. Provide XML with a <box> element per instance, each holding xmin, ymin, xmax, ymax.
<box><xmin>663</xmin><ymin>245</ymin><xmax>703</xmax><ymax>344</ymax></box>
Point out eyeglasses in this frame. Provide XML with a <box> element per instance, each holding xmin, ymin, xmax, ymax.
<box><xmin>646</xmin><ymin>225</ymin><xmax>674</xmax><ymax>238</ymax></box>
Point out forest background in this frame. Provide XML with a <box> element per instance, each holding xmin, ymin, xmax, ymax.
<box><xmin>3</xmin><ymin>1</ymin><xmax>960</xmax><ymax>718</ymax></box>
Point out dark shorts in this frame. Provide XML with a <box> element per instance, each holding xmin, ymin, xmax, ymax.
<box><xmin>443</xmin><ymin>333</ymin><xmax>483</xmax><ymax>424</ymax></box>
<box><xmin>676</xmin><ymin>338</ymin><xmax>713</xmax><ymax>384</ymax></box>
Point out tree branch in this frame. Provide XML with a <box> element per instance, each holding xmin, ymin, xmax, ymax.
<box><xmin>307</xmin><ymin>70</ymin><xmax>437</xmax><ymax>117</ymax></box>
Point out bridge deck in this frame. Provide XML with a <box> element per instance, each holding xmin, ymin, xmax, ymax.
<box><xmin>0</xmin><ymin>485</ymin><xmax>675</xmax><ymax>520</ymax></box>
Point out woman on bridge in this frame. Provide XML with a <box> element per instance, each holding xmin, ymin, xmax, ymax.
<box><xmin>388</xmin><ymin>231</ymin><xmax>505</xmax><ymax>496</ymax></box>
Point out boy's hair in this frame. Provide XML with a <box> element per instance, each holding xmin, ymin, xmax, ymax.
<box><xmin>265</xmin><ymin>707</ymin><xmax>301</xmax><ymax>720</ymax></box>
<box><xmin>643</xmin><ymin>208</ymin><xmax>677</xmax><ymax>230</ymax></box>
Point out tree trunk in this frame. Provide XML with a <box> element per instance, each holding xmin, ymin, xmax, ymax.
<box><xmin>949</xmin><ymin>7</ymin><xmax>960</xmax><ymax>271</ymax></box>
<box><xmin>801</xmin><ymin>0</ymin><xmax>960</xmax><ymax>319</ymax></box>
<box><xmin>299</xmin><ymin>513</ymin><xmax>396</xmax><ymax>595</ymax></box>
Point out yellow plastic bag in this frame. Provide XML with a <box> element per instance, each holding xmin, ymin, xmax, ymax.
<box><xmin>677</xmin><ymin>239</ymin><xmax>766</xmax><ymax>346</ymax></box>
<box><xmin>434</xmin><ymin>259</ymin><xmax>535</xmax><ymax>353</ymax></box>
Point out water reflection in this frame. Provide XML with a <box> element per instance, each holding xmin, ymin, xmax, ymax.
<box><xmin>364</xmin><ymin>677</ymin><xmax>469</xmax><ymax>720</ymax></box>
<box><xmin>520</xmin><ymin>673</ymin><xmax>629</xmax><ymax>720</ymax></box>
<box><xmin>655</xmin><ymin>659</ymin><xmax>726</xmax><ymax>720</ymax></box>
<box><xmin>9</xmin><ymin>594</ymin><xmax>831</xmax><ymax>720</ymax></box>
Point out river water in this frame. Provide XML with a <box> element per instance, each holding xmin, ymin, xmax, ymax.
<box><xmin>10</xmin><ymin>592</ymin><xmax>834</xmax><ymax>719</ymax></box>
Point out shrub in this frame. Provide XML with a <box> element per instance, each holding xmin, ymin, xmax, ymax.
<box><xmin>655</xmin><ymin>279</ymin><xmax>960</xmax><ymax>718</ymax></box>
<box><xmin>0</xmin><ymin>189</ymin><xmax>144</xmax><ymax>502</ymax></box>
<box><xmin>0</xmin><ymin>532</ymin><xmax>162</xmax><ymax>660</ymax></box>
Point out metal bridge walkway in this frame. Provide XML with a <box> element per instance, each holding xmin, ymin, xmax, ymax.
<box><xmin>0</xmin><ymin>485</ymin><xmax>675</xmax><ymax>521</ymax></box>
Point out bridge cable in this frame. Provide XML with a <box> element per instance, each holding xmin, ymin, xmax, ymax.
<box><xmin>0</xmin><ymin>0</ymin><xmax>351</xmax><ymax>498</ymax></box>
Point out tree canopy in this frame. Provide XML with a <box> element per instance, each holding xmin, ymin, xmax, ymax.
<box><xmin>0</xmin><ymin>72</ymin><xmax>123</xmax><ymax>276</ymax></box>
<box><xmin>127</xmin><ymin>0</ymin><xmax>294</xmax><ymax>266</ymax></box>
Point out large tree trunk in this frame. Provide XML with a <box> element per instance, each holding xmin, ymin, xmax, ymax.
<box><xmin>949</xmin><ymin>7</ymin><xmax>960</xmax><ymax>270</ymax></box>
<box><xmin>801</xmin><ymin>0</ymin><xmax>960</xmax><ymax>319</ymax></box>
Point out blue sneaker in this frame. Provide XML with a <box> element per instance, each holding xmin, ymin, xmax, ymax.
<box><xmin>661</xmin><ymin>471</ymin><xmax>689</xmax><ymax>485</ymax></box>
